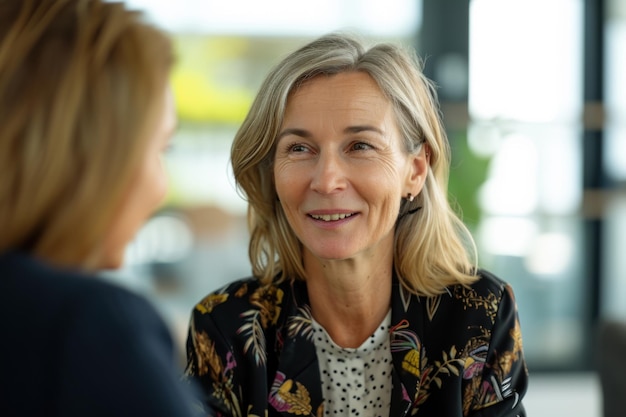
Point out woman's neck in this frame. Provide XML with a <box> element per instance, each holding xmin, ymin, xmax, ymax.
<box><xmin>303</xmin><ymin>251</ymin><xmax>393</xmax><ymax>348</ymax></box>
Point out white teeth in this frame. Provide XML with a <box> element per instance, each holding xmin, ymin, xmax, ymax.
<box><xmin>311</xmin><ymin>213</ymin><xmax>354</xmax><ymax>222</ymax></box>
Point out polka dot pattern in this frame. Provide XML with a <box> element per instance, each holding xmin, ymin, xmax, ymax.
<box><xmin>313</xmin><ymin>310</ymin><xmax>393</xmax><ymax>417</ymax></box>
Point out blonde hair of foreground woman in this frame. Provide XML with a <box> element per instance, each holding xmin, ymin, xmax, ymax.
<box><xmin>231</xmin><ymin>32</ymin><xmax>478</xmax><ymax>296</ymax></box>
<box><xmin>0</xmin><ymin>0</ymin><xmax>173</xmax><ymax>269</ymax></box>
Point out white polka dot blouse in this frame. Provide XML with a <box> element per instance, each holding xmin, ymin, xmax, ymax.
<box><xmin>312</xmin><ymin>310</ymin><xmax>393</xmax><ymax>417</ymax></box>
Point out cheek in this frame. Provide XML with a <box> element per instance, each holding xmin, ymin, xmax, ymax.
<box><xmin>358</xmin><ymin>170</ymin><xmax>404</xmax><ymax>219</ymax></box>
<box><xmin>128</xmin><ymin>160</ymin><xmax>166</xmax><ymax>224</ymax></box>
<box><xmin>154</xmin><ymin>158</ymin><xmax>168</xmax><ymax>203</ymax></box>
<box><xmin>274</xmin><ymin>164</ymin><xmax>298</xmax><ymax>201</ymax></box>
<box><xmin>145</xmin><ymin>156</ymin><xmax>168</xmax><ymax>206</ymax></box>
<box><xmin>99</xmin><ymin>158</ymin><xmax>167</xmax><ymax>269</ymax></box>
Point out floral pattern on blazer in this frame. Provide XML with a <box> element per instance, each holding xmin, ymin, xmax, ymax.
<box><xmin>185</xmin><ymin>270</ymin><xmax>528</xmax><ymax>417</ymax></box>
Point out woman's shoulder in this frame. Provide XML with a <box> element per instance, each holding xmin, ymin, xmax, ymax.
<box><xmin>0</xmin><ymin>250</ymin><xmax>172</xmax><ymax>356</ymax></box>
<box><xmin>442</xmin><ymin>268</ymin><xmax>518</xmax><ymax>323</ymax></box>
<box><xmin>0</xmin><ymin>250</ymin><xmax>154</xmax><ymax>313</ymax></box>
<box><xmin>403</xmin><ymin>269</ymin><xmax>516</xmax><ymax>319</ymax></box>
<box><xmin>192</xmin><ymin>276</ymin><xmax>295</xmax><ymax>317</ymax></box>
<box><xmin>445</xmin><ymin>268</ymin><xmax>515</xmax><ymax>305</ymax></box>
<box><xmin>469</xmin><ymin>268</ymin><xmax>511</xmax><ymax>295</ymax></box>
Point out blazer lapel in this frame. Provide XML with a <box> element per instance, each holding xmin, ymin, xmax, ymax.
<box><xmin>266</xmin><ymin>279</ymin><xmax>426</xmax><ymax>417</ymax></box>
<box><xmin>389</xmin><ymin>279</ymin><xmax>425</xmax><ymax>417</ymax></box>
<box><xmin>268</xmin><ymin>280</ymin><xmax>323</xmax><ymax>417</ymax></box>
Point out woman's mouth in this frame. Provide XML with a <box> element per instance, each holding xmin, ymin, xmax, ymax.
<box><xmin>309</xmin><ymin>213</ymin><xmax>356</xmax><ymax>222</ymax></box>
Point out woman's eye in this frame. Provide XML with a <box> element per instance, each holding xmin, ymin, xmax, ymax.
<box><xmin>286</xmin><ymin>143</ymin><xmax>309</xmax><ymax>153</ymax></box>
<box><xmin>351</xmin><ymin>141</ymin><xmax>374</xmax><ymax>151</ymax></box>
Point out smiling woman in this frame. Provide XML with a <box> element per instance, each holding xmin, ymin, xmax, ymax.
<box><xmin>185</xmin><ymin>33</ymin><xmax>528</xmax><ymax>417</ymax></box>
<box><xmin>274</xmin><ymin>72</ymin><xmax>422</xmax><ymax>266</ymax></box>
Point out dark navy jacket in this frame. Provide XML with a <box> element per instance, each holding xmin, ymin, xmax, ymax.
<box><xmin>0</xmin><ymin>251</ymin><xmax>200</xmax><ymax>417</ymax></box>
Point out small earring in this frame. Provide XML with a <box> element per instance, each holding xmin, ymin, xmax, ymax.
<box><xmin>406</xmin><ymin>193</ymin><xmax>415</xmax><ymax>202</ymax></box>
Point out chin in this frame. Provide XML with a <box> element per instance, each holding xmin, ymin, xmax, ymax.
<box><xmin>98</xmin><ymin>253</ymin><xmax>125</xmax><ymax>271</ymax></box>
<box><xmin>309</xmin><ymin>248</ymin><xmax>354</xmax><ymax>262</ymax></box>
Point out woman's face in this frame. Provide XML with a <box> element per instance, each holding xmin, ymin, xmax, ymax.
<box><xmin>100</xmin><ymin>86</ymin><xmax>177</xmax><ymax>269</ymax></box>
<box><xmin>274</xmin><ymin>71</ymin><xmax>427</xmax><ymax>263</ymax></box>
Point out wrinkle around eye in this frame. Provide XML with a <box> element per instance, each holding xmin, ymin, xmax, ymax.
<box><xmin>276</xmin><ymin>140</ymin><xmax>317</xmax><ymax>159</ymax></box>
<box><xmin>349</xmin><ymin>141</ymin><xmax>375</xmax><ymax>152</ymax></box>
<box><xmin>290</xmin><ymin>143</ymin><xmax>310</xmax><ymax>153</ymax></box>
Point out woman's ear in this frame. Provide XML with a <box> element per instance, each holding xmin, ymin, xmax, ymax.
<box><xmin>405</xmin><ymin>144</ymin><xmax>430</xmax><ymax>196</ymax></box>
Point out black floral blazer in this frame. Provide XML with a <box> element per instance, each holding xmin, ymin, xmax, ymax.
<box><xmin>185</xmin><ymin>270</ymin><xmax>528</xmax><ymax>417</ymax></box>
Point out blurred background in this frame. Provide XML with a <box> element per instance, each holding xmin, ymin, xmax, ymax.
<box><xmin>103</xmin><ymin>0</ymin><xmax>626</xmax><ymax>415</ymax></box>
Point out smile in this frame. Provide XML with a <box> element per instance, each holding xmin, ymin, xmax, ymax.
<box><xmin>309</xmin><ymin>213</ymin><xmax>355</xmax><ymax>222</ymax></box>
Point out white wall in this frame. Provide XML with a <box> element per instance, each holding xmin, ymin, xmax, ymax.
<box><xmin>524</xmin><ymin>373</ymin><xmax>601</xmax><ymax>417</ymax></box>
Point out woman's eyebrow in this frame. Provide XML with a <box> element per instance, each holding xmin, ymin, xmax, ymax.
<box><xmin>277</xmin><ymin>128</ymin><xmax>311</xmax><ymax>140</ymax></box>
<box><xmin>344</xmin><ymin>125</ymin><xmax>384</xmax><ymax>135</ymax></box>
<box><xmin>278</xmin><ymin>125</ymin><xmax>384</xmax><ymax>140</ymax></box>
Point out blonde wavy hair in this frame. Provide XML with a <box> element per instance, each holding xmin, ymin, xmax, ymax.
<box><xmin>231</xmin><ymin>33</ymin><xmax>478</xmax><ymax>296</ymax></box>
<box><xmin>0</xmin><ymin>0</ymin><xmax>173</xmax><ymax>268</ymax></box>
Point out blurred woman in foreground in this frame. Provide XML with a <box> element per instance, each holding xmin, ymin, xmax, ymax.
<box><xmin>0</xmin><ymin>1</ymin><xmax>198</xmax><ymax>415</ymax></box>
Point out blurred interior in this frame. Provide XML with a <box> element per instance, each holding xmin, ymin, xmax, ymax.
<box><xmin>102</xmin><ymin>1</ymin><xmax>626</xmax><ymax>415</ymax></box>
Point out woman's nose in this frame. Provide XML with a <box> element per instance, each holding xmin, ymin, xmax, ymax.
<box><xmin>310</xmin><ymin>152</ymin><xmax>347</xmax><ymax>194</ymax></box>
